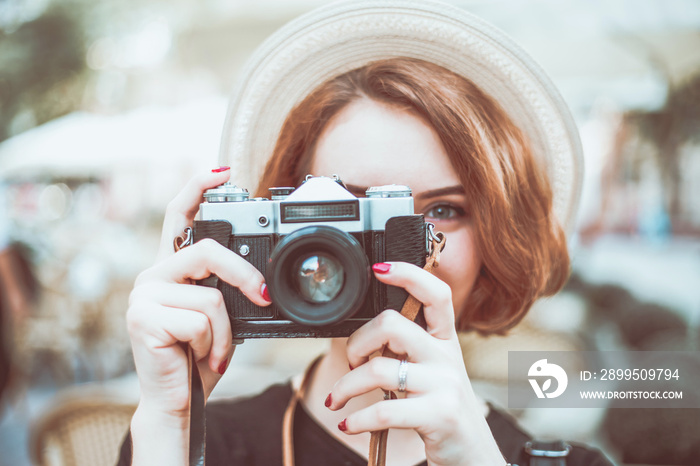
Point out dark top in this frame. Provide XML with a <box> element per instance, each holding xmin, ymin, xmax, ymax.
<box><xmin>117</xmin><ymin>383</ymin><xmax>613</xmax><ymax>465</ymax></box>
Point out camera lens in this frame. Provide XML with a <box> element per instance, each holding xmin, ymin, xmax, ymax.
<box><xmin>268</xmin><ymin>226</ymin><xmax>369</xmax><ymax>326</ymax></box>
<box><xmin>295</xmin><ymin>254</ymin><xmax>345</xmax><ymax>303</ymax></box>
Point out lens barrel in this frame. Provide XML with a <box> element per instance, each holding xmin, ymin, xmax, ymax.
<box><xmin>267</xmin><ymin>226</ymin><xmax>370</xmax><ymax>326</ymax></box>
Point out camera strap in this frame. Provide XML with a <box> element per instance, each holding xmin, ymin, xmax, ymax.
<box><xmin>369</xmin><ymin>231</ymin><xmax>446</xmax><ymax>466</ymax></box>
<box><xmin>174</xmin><ymin>233</ymin><xmax>207</xmax><ymax>466</ymax></box>
<box><xmin>188</xmin><ymin>346</ymin><xmax>206</xmax><ymax>466</ymax></box>
<box><xmin>282</xmin><ymin>355</ymin><xmax>323</xmax><ymax>466</ymax></box>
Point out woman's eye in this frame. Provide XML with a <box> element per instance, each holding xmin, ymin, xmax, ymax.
<box><xmin>424</xmin><ymin>204</ymin><xmax>464</xmax><ymax>221</ymax></box>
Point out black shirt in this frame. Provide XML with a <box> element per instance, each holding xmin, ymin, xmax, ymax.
<box><xmin>117</xmin><ymin>383</ymin><xmax>613</xmax><ymax>465</ymax></box>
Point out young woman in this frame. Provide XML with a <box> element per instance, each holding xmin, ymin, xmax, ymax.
<box><xmin>120</xmin><ymin>2</ymin><xmax>612</xmax><ymax>465</ymax></box>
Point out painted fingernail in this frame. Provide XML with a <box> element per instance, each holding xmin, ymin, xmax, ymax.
<box><xmin>261</xmin><ymin>283</ymin><xmax>271</xmax><ymax>302</ymax></box>
<box><xmin>325</xmin><ymin>393</ymin><xmax>332</xmax><ymax>408</ymax></box>
<box><xmin>212</xmin><ymin>166</ymin><xmax>230</xmax><ymax>173</ymax></box>
<box><xmin>372</xmin><ymin>263</ymin><xmax>392</xmax><ymax>274</ymax></box>
<box><xmin>348</xmin><ymin>363</ymin><xmax>354</xmax><ymax>371</ymax></box>
<box><xmin>218</xmin><ymin>359</ymin><xmax>228</xmax><ymax>375</ymax></box>
<box><xmin>338</xmin><ymin>419</ymin><xmax>347</xmax><ymax>432</ymax></box>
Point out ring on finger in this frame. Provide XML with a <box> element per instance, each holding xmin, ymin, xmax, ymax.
<box><xmin>397</xmin><ymin>359</ymin><xmax>408</xmax><ymax>393</ymax></box>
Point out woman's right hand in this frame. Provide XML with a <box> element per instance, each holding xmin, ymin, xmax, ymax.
<box><xmin>126</xmin><ymin>168</ymin><xmax>271</xmax><ymax>464</ymax></box>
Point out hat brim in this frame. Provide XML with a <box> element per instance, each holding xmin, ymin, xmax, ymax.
<box><xmin>219</xmin><ymin>0</ymin><xmax>583</xmax><ymax>235</ymax></box>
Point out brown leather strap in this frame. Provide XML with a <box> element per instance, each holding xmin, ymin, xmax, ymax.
<box><xmin>369</xmin><ymin>233</ymin><xmax>446</xmax><ymax>466</ymax></box>
<box><xmin>188</xmin><ymin>346</ymin><xmax>206</xmax><ymax>466</ymax></box>
<box><xmin>282</xmin><ymin>355</ymin><xmax>324</xmax><ymax>466</ymax></box>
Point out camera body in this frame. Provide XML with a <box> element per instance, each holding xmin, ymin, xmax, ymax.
<box><xmin>194</xmin><ymin>175</ymin><xmax>427</xmax><ymax>339</ymax></box>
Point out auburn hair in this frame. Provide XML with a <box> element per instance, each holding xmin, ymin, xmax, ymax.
<box><xmin>256</xmin><ymin>58</ymin><xmax>569</xmax><ymax>335</ymax></box>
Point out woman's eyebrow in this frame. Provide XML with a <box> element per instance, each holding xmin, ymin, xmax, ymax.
<box><xmin>415</xmin><ymin>185</ymin><xmax>465</xmax><ymax>200</ymax></box>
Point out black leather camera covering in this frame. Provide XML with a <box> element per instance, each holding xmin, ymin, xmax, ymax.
<box><xmin>384</xmin><ymin>215</ymin><xmax>427</xmax><ymax>312</ymax></box>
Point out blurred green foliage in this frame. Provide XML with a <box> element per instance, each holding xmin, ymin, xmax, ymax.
<box><xmin>0</xmin><ymin>4</ymin><xmax>87</xmax><ymax>143</ymax></box>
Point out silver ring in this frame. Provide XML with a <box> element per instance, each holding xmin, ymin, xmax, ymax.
<box><xmin>397</xmin><ymin>359</ymin><xmax>408</xmax><ymax>393</ymax></box>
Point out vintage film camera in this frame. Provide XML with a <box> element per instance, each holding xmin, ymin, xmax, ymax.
<box><xmin>194</xmin><ymin>175</ymin><xmax>429</xmax><ymax>339</ymax></box>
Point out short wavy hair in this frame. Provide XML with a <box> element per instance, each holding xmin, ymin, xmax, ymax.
<box><xmin>256</xmin><ymin>57</ymin><xmax>569</xmax><ymax>335</ymax></box>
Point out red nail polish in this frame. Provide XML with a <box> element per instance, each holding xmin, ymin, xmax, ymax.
<box><xmin>261</xmin><ymin>283</ymin><xmax>271</xmax><ymax>302</ymax></box>
<box><xmin>218</xmin><ymin>359</ymin><xmax>228</xmax><ymax>375</ymax></box>
<box><xmin>212</xmin><ymin>166</ymin><xmax>230</xmax><ymax>173</ymax></box>
<box><xmin>372</xmin><ymin>263</ymin><xmax>391</xmax><ymax>274</ymax></box>
<box><xmin>325</xmin><ymin>393</ymin><xmax>332</xmax><ymax>408</ymax></box>
<box><xmin>348</xmin><ymin>363</ymin><xmax>354</xmax><ymax>371</ymax></box>
<box><xmin>338</xmin><ymin>419</ymin><xmax>347</xmax><ymax>432</ymax></box>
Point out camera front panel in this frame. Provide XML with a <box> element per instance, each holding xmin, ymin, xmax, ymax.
<box><xmin>193</xmin><ymin>214</ymin><xmax>427</xmax><ymax>338</ymax></box>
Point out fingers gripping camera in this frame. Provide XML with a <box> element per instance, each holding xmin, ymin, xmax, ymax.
<box><xmin>194</xmin><ymin>175</ymin><xmax>428</xmax><ymax>339</ymax></box>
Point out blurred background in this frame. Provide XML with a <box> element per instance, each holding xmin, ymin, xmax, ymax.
<box><xmin>1</xmin><ymin>0</ymin><xmax>699</xmax><ymax>465</ymax></box>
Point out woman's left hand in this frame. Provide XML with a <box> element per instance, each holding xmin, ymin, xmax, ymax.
<box><xmin>326</xmin><ymin>262</ymin><xmax>507</xmax><ymax>466</ymax></box>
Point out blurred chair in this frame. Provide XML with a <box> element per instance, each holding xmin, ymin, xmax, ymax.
<box><xmin>26</xmin><ymin>360</ymin><xmax>295</xmax><ymax>466</ymax></box>
<box><xmin>29</xmin><ymin>386</ymin><xmax>136</xmax><ymax>466</ymax></box>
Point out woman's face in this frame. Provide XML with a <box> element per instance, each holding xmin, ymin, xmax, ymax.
<box><xmin>311</xmin><ymin>97</ymin><xmax>482</xmax><ymax>322</ymax></box>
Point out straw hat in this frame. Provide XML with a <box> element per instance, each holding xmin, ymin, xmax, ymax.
<box><xmin>219</xmin><ymin>0</ymin><xmax>583</xmax><ymax>235</ymax></box>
